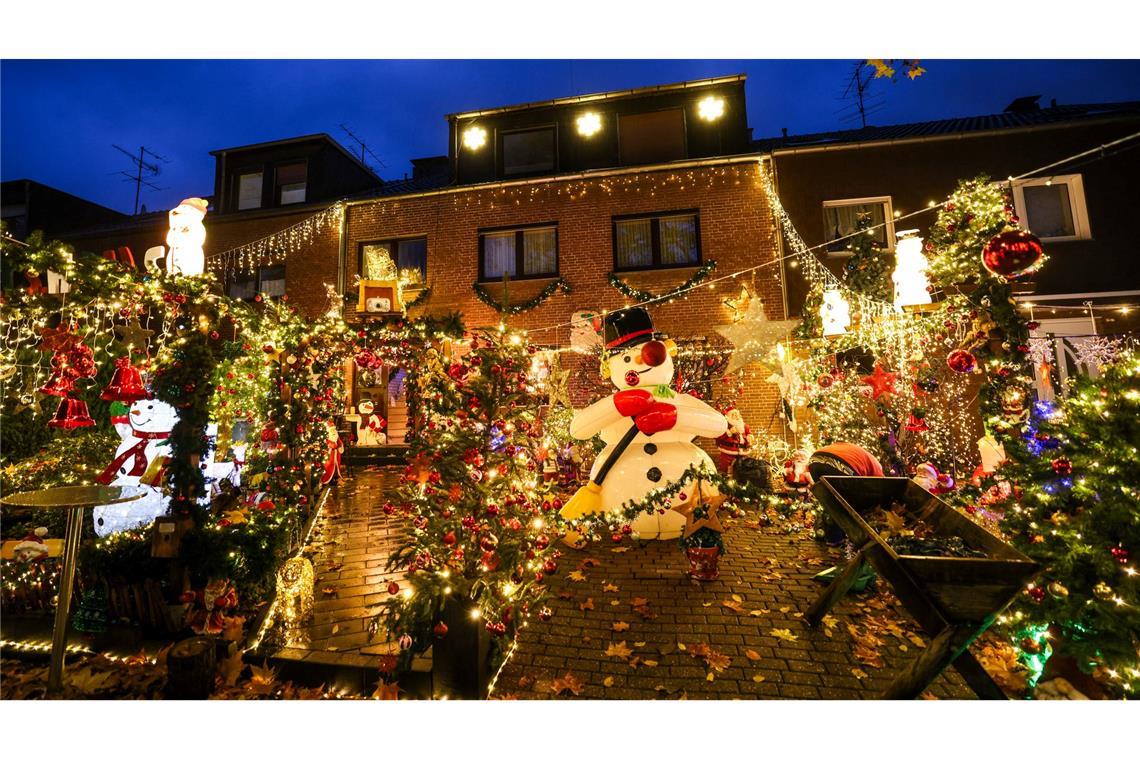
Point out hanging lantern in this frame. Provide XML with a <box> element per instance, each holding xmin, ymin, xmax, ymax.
<box><xmin>819</xmin><ymin>288</ymin><xmax>851</xmax><ymax>337</ymax></box>
<box><xmin>891</xmin><ymin>230</ymin><xmax>933</xmax><ymax>310</ymax></box>
<box><xmin>100</xmin><ymin>356</ymin><xmax>150</xmax><ymax>402</ymax></box>
<box><xmin>982</xmin><ymin>230</ymin><xmax>1044</xmax><ymax>278</ymax></box>
<box><xmin>48</xmin><ymin>397</ymin><xmax>95</xmax><ymax>429</ymax></box>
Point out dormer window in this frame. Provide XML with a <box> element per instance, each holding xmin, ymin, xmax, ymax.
<box><xmin>236</xmin><ymin>171</ymin><xmax>263</xmax><ymax>210</ymax></box>
<box><xmin>276</xmin><ymin>162</ymin><xmax>307</xmax><ymax>205</ymax></box>
<box><xmin>619</xmin><ymin>108</ymin><xmax>686</xmax><ymax>165</ymax></box>
<box><xmin>501</xmin><ymin>127</ymin><xmax>556</xmax><ymax>176</ymax></box>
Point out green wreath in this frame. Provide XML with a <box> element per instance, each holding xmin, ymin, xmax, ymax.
<box><xmin>607</xmin><ymin>260</ymin><xmax>717</xmax><ymax>303</ymax></box>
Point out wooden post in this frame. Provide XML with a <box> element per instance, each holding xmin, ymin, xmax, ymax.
<box><xmin>165</xmin><ymin>636</ymin><xmax>217</xmax><ymax>699</ymax></box>
<box><xmin>804</xmin><ymin>541</ymin><xmax>873</xmax><ymax>626</ymax></box>
<box><xmin>881</xmin><ymin>624</ymin><xmax>974</xmax><ymax>700</ymax></box>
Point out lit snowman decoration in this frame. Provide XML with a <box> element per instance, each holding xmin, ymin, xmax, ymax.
<box><xmin>892</xmin><ymin>229</ymin><xmax>933</xmax><ymax>311</ymax></box>
<box><xmin>93</xmin><ymin>397</ymin><xmax>179</xmax><ymax>536</ymax></box>
<box><xmin>164</xmin><ymin>197</ymin><xmax>209</xmax><ymax>276</ymax></box>
<box><xmin>561</xmin><ymin>308</ymin><xmax>727</xmax><ymax>539</ymax></box>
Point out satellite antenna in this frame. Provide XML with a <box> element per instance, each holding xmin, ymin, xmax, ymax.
<box><xmin>112</xmin><ymin>144</ymin><xmax>169</xmax><ymax>215</ymax></box>
<box><xmin>339</xmin><ymin>124</ymin><xmax>387</xmax><ymax>172</ymax></box>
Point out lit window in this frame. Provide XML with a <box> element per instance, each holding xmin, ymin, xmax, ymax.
<box><xmin>502</xmin><ymin>128</ymin><xmax>556</xmax><ymax>176</ymax></box>
<box><xmin>479</xmin><ymin>225</ymin><xmax>558</xmax><ymax>281</ymax></box>
<box><xmin>613</xmin><ymin>211</ymin><xmax>700</xmax><ymax>271</ymax></box>
<box><xmin>1013</xmin><ymin>174</ymin><xmax>1091</xmax><ymax>240</ymax></box>
<box><xmin>236</xmin><ymin>171</ymin><xmax>263</xmax><ymax>211</ymax></box>
<box><xmin>276</xmin><ymin>162</ymin><xmax>307</xmax><ymax>205</ymax></box>
<box><xmin>822</xmin><ymin>197</ymin><xmax>894</xmax><ymax>255</ymax></box>
<box><xmin>359</xmin><ymin>238</ymin><xmax>428</xmax><ymax>281</ymax></box>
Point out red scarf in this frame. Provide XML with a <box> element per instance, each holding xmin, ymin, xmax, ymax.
<box><xmin>96</xmin><ymin>430</ymin><xmax>170</xmax><ymax>485</ymax></box>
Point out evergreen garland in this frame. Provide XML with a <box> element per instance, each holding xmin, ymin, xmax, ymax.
<box><xmin>607</xmin><ymin>260</ymin><xmax>717</xmax><ymax>303</ymax></box>
<box><xmin>472</xmin><ymin>277</ymin><xmax>571</xmax><ymax>314</ymax></box>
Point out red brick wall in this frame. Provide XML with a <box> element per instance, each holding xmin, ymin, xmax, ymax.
<box><xmin>344</xmin><ymin>161</ymin><xmax>791</xmax><ymax>442</ymax></box>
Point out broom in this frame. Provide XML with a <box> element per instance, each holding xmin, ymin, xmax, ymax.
<box><xmin>560</xmin><ymin>423</ymin><xmax>641</xmax><ymax>520</ymax></box>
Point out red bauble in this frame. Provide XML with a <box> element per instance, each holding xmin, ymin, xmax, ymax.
<box><xmin>1110</xmin><ymin>546</ymin><xmax>1129</xmax><ymax>564</ymax></box>
<box><xmin>538</xmin><ymin>607</ymin><xmax>553</xmax><ymax>622</ymax></box>
<box><xmin>982</xmin><ymin>230</ymin><xmax>1044</xmax><ymax>278</ymax></box>
<box><xmin>1026</xmin><ymin>586</ymin><xmax>1046</xmax><ymax>603</ymax></box>
<box><xmin>433</xmin><ymin>621</ymin><xmax>449</xmax><ymax>638</ymax></box>
<box><xmin>386</xmin><ymin>581</ymin><xmax>400</xmax><ymax>595</ymax></box>
<box><xmin>946</xmin><ymin>349</ymin><xmax>978</xmax><ymax>374</ymax></box>
<box><xmin>542</xmin><ymin>558</ymin><xmax>558</xmax><ymax>575</ymax></box>
<box><xmin>817</xmin><ymin>374</ymin><xmax>833</xmax><ymax>389</ymax></box>
<box><xmin>443</xmin><ymin>531</ymin><xmax>457</xmax><ymax>546</ymax></box>
<box><xmin>1051</xmin><ymin>457</ymin><xmax>1073</xmax><ymax>476</ymax></box>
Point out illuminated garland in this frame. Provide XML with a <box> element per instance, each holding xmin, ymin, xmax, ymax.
<box><xmin>206</xmin><ymin>203</ymin><xmax>345</xmax><ymax>277</ymax></box>
<box><xmin>404</xmin><ymin>286</ymin><xmax>432</xmax><ymax>309</ymax></box>
<box><xmin>607</xmin><ymin>260</ymin><xmax>717</xmax><ymax>303</ymax></box>
<box><xmin>472</xmin><ymin>277</ymin><xmax>571</xmax><ymax>314</ymax></box>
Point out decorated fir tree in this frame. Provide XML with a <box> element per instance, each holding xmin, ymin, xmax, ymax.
<box><xmin>842</xmin><ymin>209</ymin><xmax>893</xmax><ymax>302</ymax></box>
<box><xmin>997</xmin><ymin>356</ymin><xmax>1140</xmax><ymax>695</ymax></box>
<box><xmin>380</xmin><ymin>329</ymin><xmax>559</xmax><ymax>668</ymax></box>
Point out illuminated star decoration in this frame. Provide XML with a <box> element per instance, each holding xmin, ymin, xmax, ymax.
<box><xmin>715</xmin><ymin>299</ymin><xmax>800</xmax><ymax>373</ymax></box>
<box><xmin>113</xmin><ymin>318</ymin><xmax>155</xmax><ymax>352</ymax></box>
<box><xmin>671</xmin><ymin>479</ymin><xmax>727</xmax><ymax>538</ymax></box>
<box><xmin>721</xmin><ymin>284</ymin><xmax>752</xmax><ymax>322</ymax></box>
<box><xmin>548</xmin><ymin>354</ymin><xmax>574</xmax><ymax>408</ymax></box>
<box><xmin>860</xmin><ymin>363</ymin><xmax>899</xmax><ymax>400</ymax></box>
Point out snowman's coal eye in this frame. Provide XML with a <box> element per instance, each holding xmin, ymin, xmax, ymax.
<box><xmin>623</xmin><ymin>356</ymin><xmax>631</xmax><ymax>363</ymax></box>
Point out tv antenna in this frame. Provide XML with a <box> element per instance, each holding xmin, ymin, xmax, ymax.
<box><xmin>840</xmin><ymin>62</ymin><xmax>877</xmax><ymax>129</ymax></box>
<box><xmin>112</xmin><ymin>144</ymin><xmax>169</xmax><ymax>214</ymax></box>
<box><xmin>339</xmin><ymin>124</ymin><xmax>387</xmax><ymax>171</ymax></box>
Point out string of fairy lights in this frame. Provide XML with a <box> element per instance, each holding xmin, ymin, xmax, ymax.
<box><xmin>204</xmin><ymin>202</ymin><xmax>344</xmax><ymax>279</ymax></box>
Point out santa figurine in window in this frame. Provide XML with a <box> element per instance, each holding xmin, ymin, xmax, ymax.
<box><xmin>356</xmin><ymin>399</ymin><xmax>387</xmax><ymax>446</ymax></box>
<box><xmin>715</xmin><ymin>406</ymin><xmax>753</xmax><ymax>473</ymax></box>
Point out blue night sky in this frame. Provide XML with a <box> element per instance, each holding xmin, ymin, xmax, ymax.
<box><xmin>4</xmin><ymin>59</ymin><xmax>1140</xmax><ymax>214</ymax></box>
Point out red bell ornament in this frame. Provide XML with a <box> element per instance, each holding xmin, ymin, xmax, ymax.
<box><xmin>48</xmin><ymin>397</ymin><xmax>95</xmax><ymax>429</ymax></box>
<box><xmin>946</xmin><ymin>349</ymin><xmax>978</xmax><ymax>374</ymax></box>
<box><xmin>100</xmin><ymin>356</ymin><xmax>150</xmax><ymax>402</ymax></box>
<box><xmin>982</xmin><ymin>230</ymin><xmax>1044</xmax><ymax>278</ymax></box>
<box><xmin>38</xmin><ymin>368</ymin><xmax>77</xmax><ymax>397</ymax></box>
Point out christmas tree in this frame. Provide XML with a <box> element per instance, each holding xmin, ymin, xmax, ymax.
<box><xmin>379</xmin><ymin>329</ymin><xmax>558</xmax><ymax>664</ymax></box>
<box><xmin>997</xmin><ymin>355</ymin><xmax>1140</xmax><ymax>695</ymax></box>
<box><xmin>842</xmin><ymin>209</ymin><xmax>893</xmax><ymax>302</ymax></box>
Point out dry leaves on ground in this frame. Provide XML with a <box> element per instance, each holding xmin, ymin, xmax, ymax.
<box><xmin>579</xmin><ymin>597</ymin><xmax>595</xmax><ymax>611</ymax></box>
<box><xmin>771</xmin><ymin>628</ymin><xmax>799</xmax><ymax>643</ymax></box>
<box><xmin>612</xmin><ymin>621</ymin><xmax>630</xmax><ymax>632</ymax></box>
<box><xmin>568</xmin><ymin>571</ymin><xmax>587</xmax><ymax>582</ymax></box>
<box><xmin>551</xmin><ymin>671</ymin><xmax>585</xmax><ymax>696</ymax></box>
<box><xmin>605</xmin><ymin>641</ymin><xmax>633</xmax><ymax>658</ymax></box>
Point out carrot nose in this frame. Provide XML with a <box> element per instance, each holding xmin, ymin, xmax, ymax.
<box><xmin>131</xmin><ymin>409</ymin><xmax>142</xmax><ymax>415</ymax></box>
<box><xmin>641</xmin><ymin>340</ymin><xmax>667</xmax><ymax>367</ymax></box>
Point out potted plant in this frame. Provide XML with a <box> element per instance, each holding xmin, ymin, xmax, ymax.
<box><xmin>682</xmin><ymin>526</ymin><xmax>724</xmax><ymax>581</ymax></box>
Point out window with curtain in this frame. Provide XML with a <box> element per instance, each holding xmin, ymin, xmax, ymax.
<box><xmin>396</xmin><ymin>238</ymin><xmax>428</xmax><ymax>280</ymax></box>
<box><xmin>479</xmin><ymin>225</ymin><xmax>558</xmax><ymax>281</ymax></box>
<box><xmin>822</xmin><ymin>198</ymin><xmax>892</xmax><ymax>253</ymax></box>
<box><xmin>502</xmin><ymin>128</ymin><xmax>556</xmax><ymax>175</ymax></box>
<box><xmin>613</xmin><ymin>211</ymin><xmax>700</xmax><ymax>271</ymax></box>
<box><xmin>1014</xmin><ymin>175</ymin><xmax>1089</xmax><ymax>240</ymax></box>
<box><xmin>227</xmin><ymin>271</ymin><xmax>257</xmax><ymax>300</ymax></box>
<box><xmin>226</xmin><ymin>265</ymin><xmax>284</xmax><ymax>301</ymax></box>
<box><xmin>259</xmin><ymin>265</ymin><xmax>286</xmax><ymax>297</ymax></box>
<box><xmin>236</xmin><ymin>171</ymin><xmax>263</xmax><ymax>211</ymax></box>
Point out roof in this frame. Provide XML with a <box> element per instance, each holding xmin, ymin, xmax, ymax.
<box><xmin>447</xmin><ymin>74</ymin><xmax>746</xmax><ymax>120</ymax></box>
<box><xmin>753</xmin><ymin>101</ymin><xmax>1140</xmax><ymax>152</ymax></box>
<box><xmin>1</xmin><ymin>178</ymin><xmax>128</xmax><ymax>218</ymax></box>
<box><xmin>209</xmin><ymin>133</ymin><xmax>383</xmax><ymax>184</ymax></box>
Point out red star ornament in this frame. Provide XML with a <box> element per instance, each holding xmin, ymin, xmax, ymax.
<box><xmin>860</xmin><ymin>363</ymin><xmax>898</xmax><ymax>400</ymax></box>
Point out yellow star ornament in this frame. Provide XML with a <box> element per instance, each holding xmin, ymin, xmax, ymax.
<box><xmin>671</xmin><ymin>480</ymin><xmax>727</xmax><ymax>539</ymax></box>
<box><xmin>715</xmin><ymin>299</ymin><xmax>799</xmax><ymax>373</ymax></box>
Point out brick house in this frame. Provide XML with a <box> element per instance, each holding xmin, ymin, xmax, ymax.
<box><xmin>757</xmin><ymin>97</ymin><xmax>1140</xmax><ymax>392</ymax></box>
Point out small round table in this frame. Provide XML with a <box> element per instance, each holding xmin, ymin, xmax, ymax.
<box><xmin>1</xmin><ymin>484</ymin><xmax>147</xmax><ymax>693</ymax></box>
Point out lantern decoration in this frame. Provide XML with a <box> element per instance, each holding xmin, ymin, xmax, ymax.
<box><xmin>100</xmin><ymin>356</ymin><xmax>150</xmax><ymax>402</ymax></box>
<box><xmin>982</xmin><ymin>230</ymin><xmax>1044</xmax><ymax>278</ymax></box>
<box><xmin>276</xmin><ymin>556</ymin><xmax>315</xmax><ymax>627</ymax></box>
<box><xmin>891</xmin><ymin>230</ymin><xmax>933</xmax><ymax>310</ymax></box>
<box><xmin>946</xmin><ymin>349</ymin><xmax>978</xmax><ymax>374</ymax></box>
<box><xmin>48</xmin><ymin>397</ymin><xmax>95</xmax><ymax>429</ymax></box>
<box><xmin>819</xmin><ymin>288</ymin><xmax>851</xmax><ymax>337</ymax></box>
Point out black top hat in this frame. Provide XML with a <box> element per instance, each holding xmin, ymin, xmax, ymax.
<box><xmin>603</xmin><ymin>307</ymin><xmax>657</xmax><ymax>352</ymax></box>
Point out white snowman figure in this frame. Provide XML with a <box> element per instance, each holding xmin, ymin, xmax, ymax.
<box><xmin>93</xmin><ymin>397</ymin><xmax>178</xmax><ymax>536</ymax></box>
<box><xmin>164</xmin><ymin>198</ymin><xmax>208</xmax><ymax>276</ymax></box>
<box><xmin>356</xmin><ymin>399</ymin><xmax>387</xmax><ymax>446</ymax></box>
<box><xmin>560</xmin><ymin>308</ymin><xmax>727</xmax><ymax>540</ymax></box>
<box><xmin>892</xmin><ymin>229</ymin><xmax>933</xmax><ymax>311</ymax></box>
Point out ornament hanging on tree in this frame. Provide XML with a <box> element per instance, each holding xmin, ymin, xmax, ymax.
<box><xmin>860</xmin><ymin>363</ymin><xmax>898</xmax><ymax>400</ymax></box>
<box><xmin>982</xmin><ymin>230</ymin><xmax>1044</xmax><ymax>278</ymax></box>
<box><xmin>100</xmin><ymin>356</ymin><xmax>150</xmax><ymax>402</ymax></box>
<box><xmin>946</xmin><ymin>349</ymin><xmax>978</xmax><ymax>374</ymax></box>
<box><xmin>1051</xmin><ymin>457</ymin><xmax>1073</xmax><ymax>476</ymax></box>
<box><xmin>48</xmin><ymin>397</ymin><xmax>95</xmax><ymax>429</ymax></box>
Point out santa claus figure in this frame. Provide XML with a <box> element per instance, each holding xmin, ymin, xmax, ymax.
<box><xmin>715</xmin><ymin>406</ymin><xmax>753</xmax><ymax>473</ymax></box>
<box><xmin>914</xmin><ymin>462</ymin><xmax>955</xmax><ymax>494</ymax></box>
<box><xmin>12</xmin><ymin>527</ymin><xmax>51</xmax><ymax>562</ymax></box>
<box><xmin>320</xmin><ymin>419</ymin><xmax>344</xmax><ymax>485</ymax></box>
<box><xmin>783</xmin><ymin>449</ymin><xmax>811</xmax><ymax>491</ymax></box>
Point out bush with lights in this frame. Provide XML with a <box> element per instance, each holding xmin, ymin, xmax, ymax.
<box><xmin>378</xmin><ymin>328</ymin><xmax>560</xmax><ymax>667</ymax></box>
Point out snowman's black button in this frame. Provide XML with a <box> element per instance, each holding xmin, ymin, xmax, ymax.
<box><xmin>646</xmin><ymin>467</ymin><xmax>662</xmax><ymax>482</ymax></box>
<box><xmin>643</xmin><ymin>443</ymin><xmax>657</xmax><ymax>455</ymax></box>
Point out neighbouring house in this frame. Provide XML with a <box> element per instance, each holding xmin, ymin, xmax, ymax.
<box><xmin>757</xmin><ymin>97</ymin><xmax>1140</xmax><ymax>395</ymax></box>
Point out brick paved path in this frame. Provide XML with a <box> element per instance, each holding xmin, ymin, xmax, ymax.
<box><xmin>263</xmin><ymin>467</ymin><xmax>407</xmax><ymax>670</ymax></box>
<box><xmin>495</xmin><ymin>511</ymin><xmax>975</xmax><ymax>700</ymax></box>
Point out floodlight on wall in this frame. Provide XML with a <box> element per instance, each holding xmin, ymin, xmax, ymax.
<box><xmin>463</xmin><ymin>125</ymin><xmax>487</xmax><ymax>151</ymax></box>
<box><xmin>697</xmin><ymin>95</ymin><xmax>725</xmax><ymax>122</ymax></box>
<box><xmin>576</xmin><ymin>111</ymin><xmax>602</xmax><ymax>137</ymax></box>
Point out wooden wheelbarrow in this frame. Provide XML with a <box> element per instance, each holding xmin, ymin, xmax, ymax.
<box><xmin>805</xmin><ymin>477</ymin><xmax>1041</xmax><ymax>700</ymax></box>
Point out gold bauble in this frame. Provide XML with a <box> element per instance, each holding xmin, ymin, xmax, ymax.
<box><xmin>1047</xmin><ymin>581</ymin><xmax>1069</xmax><ymax>599</ymax></box>
<box><xmin>1092</xmin><ymin>581</ymin><xmax>1113</xmax><ymax>601</ymax></box>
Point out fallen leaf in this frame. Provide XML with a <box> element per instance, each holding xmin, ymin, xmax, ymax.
<box><xmin>372</xmin><ymin>681</ymin><xmax>400</xmax><ymax>700</ymax></box>
<box><xmin>603</xmin><ymin>676</ymin><xmax>615</xmax><ymax>688</ymax></box>
<box><xmin>603</xmin><ymin>583</ymin><xmax>619</xmax><ymax>593</ymax></box>
<box><xmin>745</xmin><ymin>649</ymin><xmax>762</xmax><ymax>661</ymax></box>
<box><xmin>771</xmin><ymin>628</ymin><xmax>799</xmax><ymax>643</ymax></box>
<box><xmin>643</xmin><ymin>660</ymin><xmax>659</xmax><ymax>668</ymax></box>
<box><xmin>852</xmin><ymin>668</ymin><xmax>869</xmax><ymax>680</ymax></box>
<box><xmin>612</xmin><ymin>621</ymin><xmax>630</xmax><ymax>632</ymax></box>
<box><xmin>731</xmin><ymin>594</ymin><xmax>743</xmax><ymax>603</ymax></box>
<box><xmin>551</xmin><ymin>671</ymin><xmax>585</xmax><ymax>696</ymax></box>
<box><xmin>605</xmin><ymin>641</ymin><xmax>633</xmax><ymax>658</ymax></box>
<box><xmin>331</xmin><ymin>624</ymin><xmax>340</xmax><ymax>635</ymax></box>
<box><xmin>752</xmin><ymin>674</ymin><xmax>766</xmax><ymax>683</ymax></box>
<box><xmin>568</xmin><ymin>571</ymin><xmax>587</xmax><ymax>582</ymax></box>
<box><xmin>906</xmin><ymin>632</ymin><xmax>928</xmax><ymax>649</ymax></box>
<box><xmin>517</xmin><ymin>675</ymin><xmax>536</xmax><ymax>690</ymax></box>
<box><xmin>631</xmin><ymin>597</ymin><xmax>649</xmax><ymax>607</ymax></box>
<box><xmin>706</xmin><ymin>672</ymin><xmax>715</xmax><ymax>682</ymax></box>
<box><xmin>579</xmin><ymin>598</ymin><xmax>594</xmax><ymax>611</ymax></box>
<box><xmin>722</xmin><ymin>599</ymin><xmax>744</xmax><ymax>613</ymax></box>
<box><xmin>218</xmin><ymin>649</ymin><xmax>245</xmax><ymax>686</ymax></box>
<box><xmin>610</xmin><ymin>547</ymin><xmax>630</xmax><ymax>553</ymax></box>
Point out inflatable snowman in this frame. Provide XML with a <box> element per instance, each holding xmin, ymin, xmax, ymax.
<box><xmin>892</xmin><ymin>230</ymin><xmax>932</xmax><ymax>311</ymax></box>
<box><xmin>94</xmin><ymin>397</ymin><xmax>178</xmax><ymax>536</ymax></box>
<box><xmin>561</xmin><ymin>308</ymin><xmax>727</xmax><ymax>539</ymax></box>
<box><xmin>164</xmin><ymin>198</ymin><xmax>208</xmax><ymax>276</ymax></box>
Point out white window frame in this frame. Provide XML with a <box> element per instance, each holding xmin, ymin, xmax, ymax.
<box><xmin>1011</xmin><ymin>174</ymin><xmax>1092</xmax><ymax>242</ymax></box>
<box><xmin>821</xmin><ymin>196</ymin><xmax>895</xmax><ymax>257</ymax></box>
